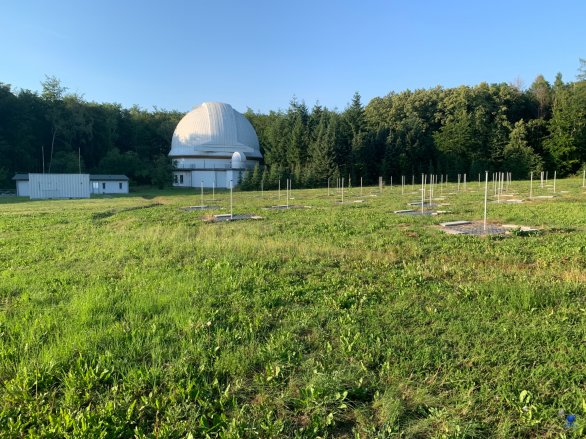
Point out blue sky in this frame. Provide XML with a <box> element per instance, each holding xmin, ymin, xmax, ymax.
<box><xmin>1</xmin><ymin>0</ymin><xmax>585</xmax><ymax>114</ymax></box>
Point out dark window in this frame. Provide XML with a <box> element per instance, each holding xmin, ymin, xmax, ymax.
<box><xmin>102</xmin><ymin>182</ymin><xmax>106</xmax><ymax>189</ymax></box>
<box><xmin>119</xmin><ymin>182</ymin><xmax>122</xmax><ymax>189</ymax></box>
<box><xmin>179</xmin><ymin>175</ymin><xmax>184</xmax><ymax>184</ymax></box>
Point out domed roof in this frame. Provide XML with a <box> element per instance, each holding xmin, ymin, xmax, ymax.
<box><xmin>231</xmin><ymin>151</ymin><xmax>246</xmax><ymax>169</ymax></box>
<box><xmin>169</xmin><ymin>102</ymin><xmax>261</xmax><ymax>159</ymax></box>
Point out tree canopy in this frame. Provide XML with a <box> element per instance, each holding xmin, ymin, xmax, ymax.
<box><xmin>0</xmin><ymin>79</ymin><xmax>181</xmax><ymax>187</ymax></box>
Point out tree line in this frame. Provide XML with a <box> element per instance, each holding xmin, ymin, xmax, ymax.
<box><xmin>0</xmin><ymin>76</ymin><xmax>180</xmax><ymax>188</ymax></box>
<box><xmin>242</xmin><ymin>62</ymin><xmax>586</xmax><ymax>189</ymax></box>
<box><xmin>1</xmin><ymin>63</ymin><xmax>585</xmax><ymax>190</ymax></box>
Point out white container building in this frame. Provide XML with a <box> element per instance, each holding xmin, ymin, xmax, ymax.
<box><xmin>90</xmin><ymin>175</ymin><xmax>129</xmax><ymax>194</ymax></box>
<box><xmin>13</xmin><ymin>174</ymin><xmax>129</xmax><ymax>198</ymax></box>
<box><xmin>28</xmin><ymin>173</ymin><xmax>90</xmax><ymax>199</ymax></box>
<box><xmin>12</xmin><ymin>174</ymin><xmax>29</xmax><ymax>196</ymax></box>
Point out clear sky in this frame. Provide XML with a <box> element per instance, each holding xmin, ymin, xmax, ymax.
<box><xmin>1</xmin><ymin>0</ymin><xmax>585</xmax><ymax>114</ymax></box>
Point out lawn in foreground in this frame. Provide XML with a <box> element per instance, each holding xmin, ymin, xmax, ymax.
<box><xmin>0</xmin><ymin>179</ymin><xmax>585</xmax><ymax>437</ymax></box>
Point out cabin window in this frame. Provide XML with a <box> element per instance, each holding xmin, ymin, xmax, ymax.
<box><xmin>174</xmin><ymin>174</ymin><xmax>178</xmax><ymax>184</ymax></box>
<box><xmin>179</xmin><ymin>175</ymin><xmax>184</xmax><ymax>184</ymax></box>
<box><xmin>92</xmin><ymin>182</ymin><xmax>99</xmax><ymax>190</ymax></box>
<box><xmin>102</xmin><ymin>182</ymin><xmax>106</xmax><ymax>189</ymax></box>
<box><xmin>119</xmin><ymin>182</ymin><xmax>122</xmax><ymax>189</ymax></box>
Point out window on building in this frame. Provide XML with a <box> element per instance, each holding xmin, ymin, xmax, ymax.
<box><xmin>179</xmin><ymin>175</ymin><xmax>184</xmax><ymax>184</ymax></box>
<box><xmin>92</xmin><ymin>182</ymin><xmax>99</xmax><ymax>190</ymax></box>
<box><xmin>102</xmin><ymin>182</ymin><xmax>106</xmax><ymax>189</ymax></box>
<box><xmin>119</xmin><ymin>182</ymin><xmax>122</xmax><ymax>189</ymax></box>
<box><xmin>174</xmin><ymin>174</ymin><xmax>178</xmax><ymax>184</ymax></box>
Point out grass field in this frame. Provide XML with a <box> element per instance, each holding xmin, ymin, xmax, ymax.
<box><xmin>1</xmin><ymin>178</ymin><xmax>585</xmax><ymax>438</ymax></box>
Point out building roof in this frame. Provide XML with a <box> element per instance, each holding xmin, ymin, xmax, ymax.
<box><xmin>89</xmin><ymin>174</ymin><xmax>129</xmax><ymax>181</ymax></box>
<box><xmin>169</xmin><ymin>102</ymin><xmax>262</xmax><ymax>159</ymax></box>
<box><xmin>13</xmin><ymin>173</ymin><xmax>129</xmax><ymax>181</ymax></box>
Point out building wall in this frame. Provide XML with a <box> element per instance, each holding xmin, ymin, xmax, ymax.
<box><xmin>173</xmin><ymin>158</ymin><xmax>232</xmax><ymax>169</ymax></box>
<box><xmin>29</xmin><ymin>174</ymin><xmax>90</xmax><ymax>199</ymax></box>
<box><xmin>226</xmin><ymin>170</ymin><xmax>244</xmax><ymax>188</ymax></box>
<box><xmin>172</xmin><ymin>154</ymin><xmax>255</xmax><ymax>189</ymax></box>
<box><xmin>91</xmin><ymin>180</ymin><xmax>129</xmax><ymax>194</ymax></box>
<box><xmin>173</xmin><ymin>171</ymin><xmax>192</xmax><ymax>187</ymax></box>
<box><xmin>173</xmin><ymin>170</ymin><xmax>244</xmax><ymax>189</ymax></box>
<box><xmin>173</xmin><ymin>157</ymin><xmax>258</xmax><ymax>170</ymax></box>
<box><xmin>191</xmin><ymin>170</ymin><xmax>218</xmax><ymax>189</ymax></box>
<box><xmin>16</xmin><ymin>181</ymin><xmax>29</xmax><ymax>197</ymax></box>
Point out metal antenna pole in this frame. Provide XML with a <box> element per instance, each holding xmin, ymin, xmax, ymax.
<box><xmin>429</xmin><ymin>175</ymin><xmax>433</xmax><ymax>206</ymax></box>
<box><xmin>483</xmin><ymin>171</ymin><xmax>488</xmax><ymax>231</ymax></box>
<box><xmin>421</xmin><ymin>173</ymin><xmax>425</xmax><ymax>213</ymax></box>
<box><xmin>553</xmin><ymin>171</ymin><xmax>557</xmax><ymax>193</ymax></box>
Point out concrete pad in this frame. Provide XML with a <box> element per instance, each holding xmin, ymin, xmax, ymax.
<box><xmin>265</xmin><ymin>205</ymin><xmax>310</xmax><ymax>210</ymax></box>
<box><xmin>183</xmin><ymin>205</ymin><xmax>220</xmax><ymax>211</ymax></box>
<box><xmin>208</xmin><ymin>214</ymin><xmax>263</xmax><ymax>222</ymax></box>
<box><xmin>502</xmin><ymin>224</ymin><xmax>540</xmax><ymax>232</ymax></box>
<box><xmin>408</xmin><ymin>201</ymin><xmax>438</xmax><ymax>207</ymax></box>
<box><xmin>440</xmin><ymin>220</ymin><xmax>472</xmax><ymax>227</ymax></box>
<box><xmin>395</xmin><ymin>210</ymin><xmax>435</xmax><ymax>216</ymax></box>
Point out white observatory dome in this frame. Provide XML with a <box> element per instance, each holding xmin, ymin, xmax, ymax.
<box><xmin>169</xmin><ymin>102</ymin><xmax>261</xmax><ymax>159</ymax></box>
<box><xmin>231</xmin><ymin>151</ymin><xmax>246</xmax><ymax>169</ymax></box>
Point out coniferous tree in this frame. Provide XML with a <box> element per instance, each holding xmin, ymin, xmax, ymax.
<box><xmin>545</xmin><ymin>74</ymin><xmax>585</xmax><ymax>175</ymax></box>
<box><xmin>503</xmin><ymin>120</ymin><xmax>543</xmax><ymax>178</ymax></box>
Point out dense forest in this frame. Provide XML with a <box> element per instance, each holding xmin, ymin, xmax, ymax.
<box><xmin>242</xmin><ymin>62</ymin><xmax>586</xmax><ymax>189</ymax></box>
<box><xmin>1</xmin><ymin>62</ymin><xmax>585</xmax><ymax>190</ymax></box>
<box><xmin>0</xmin><ymin>77</ymin><xmax>181</xmax><ymax>188</ymax></box>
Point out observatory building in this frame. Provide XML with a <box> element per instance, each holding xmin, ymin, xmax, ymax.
<box><xmin>169</xmin><ymin>102</ymin><xmax>262</xmax><ymax>189</ymax></box>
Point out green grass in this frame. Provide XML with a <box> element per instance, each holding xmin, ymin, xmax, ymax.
<box><xmin>1</xmin><ymin>179</ymin><xmax>585</xmax><ymax>438</ymax></box>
